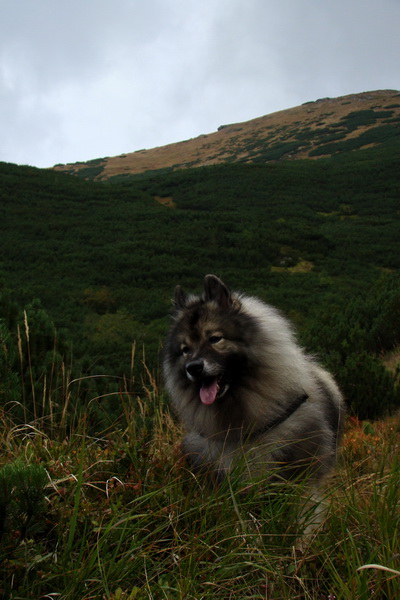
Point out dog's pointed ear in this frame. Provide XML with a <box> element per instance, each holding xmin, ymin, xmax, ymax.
<box><xmin>204</xmin><ymin>274</ymin><xmax>231</xmax><ymax>309</ymax></box>
<box><xmin>173</xmin><ymin>285</ymin><xmax>187</xmax><ymax>309</ymax></box>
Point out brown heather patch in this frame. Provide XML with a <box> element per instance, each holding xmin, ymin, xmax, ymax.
<box><xmin>271</xmin><ymin>260</ymin><xmax>314</xmax><ymax>274</ymax></box>
<box><xmin>154</xmin><ymin>195</ymin><xmax>176</xmax><ymax>208</ymax></box>
<box><xmin>383</xmin><ymin>346</ymin><xmax>400</xmax><ymax>374</ymax></box>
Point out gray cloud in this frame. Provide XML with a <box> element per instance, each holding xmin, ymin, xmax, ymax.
<box><xmin>1</xmin><ymin>0</ymin><xmax>399</xmax><ymax>168</ymax></box>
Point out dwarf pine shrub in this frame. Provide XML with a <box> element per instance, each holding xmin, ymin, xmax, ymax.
<box><xmin>0</xmin><ymin>461</ymin><xmax>48</xmax><ymax>553</ymax></box>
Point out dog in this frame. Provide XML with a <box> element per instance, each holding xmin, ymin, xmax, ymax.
<box><xmin>162</xmin><ymin>275</ymin><xmax>345</xmax><ymax>490</ymax></box>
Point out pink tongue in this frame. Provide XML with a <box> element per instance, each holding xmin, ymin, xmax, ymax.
<box><xmin>200</xmin><ymin>380</ymin><xmax>218</xmax><ymax>405</ymax></box>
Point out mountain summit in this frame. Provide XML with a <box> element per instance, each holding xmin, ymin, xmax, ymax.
<box><xmin>53</xmin><ymin>90</ymin><xmax>400</xmax><ymax>180</ymax></box>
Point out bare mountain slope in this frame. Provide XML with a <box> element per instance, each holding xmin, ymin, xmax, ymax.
<box><xmin>53</xmin><ymin>90</ymin><xmax>400</xmax><ymax>180</ymax></box>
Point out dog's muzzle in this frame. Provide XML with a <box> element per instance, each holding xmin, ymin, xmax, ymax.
<box><xmin>185</xmin><ymin>359</ymin><xmax>229</xmax><ymax>405</ymax></box>
<box><xmin>185</xmin><ymin>359</ymin><xmax>205</xmax><ymax>381</ymax></box>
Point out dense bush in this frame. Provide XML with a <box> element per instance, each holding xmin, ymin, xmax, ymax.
<box><xmin>302</xmin><ymin>276</ymin><xmax>400</xmax><ymax>418</ymax></box>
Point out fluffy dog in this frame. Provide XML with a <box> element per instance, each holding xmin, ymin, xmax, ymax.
<box><xmin>162</xmin><ymin>275</ymin><xmax>345</xmax><ymax>486</ymax></box>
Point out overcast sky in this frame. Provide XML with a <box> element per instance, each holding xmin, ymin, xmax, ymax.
<box><xmin>1</xmin><ymin>0</ymin><xmax>399</xmax><ymax>169</ymax></box>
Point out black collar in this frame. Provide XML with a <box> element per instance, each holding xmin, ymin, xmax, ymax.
<box><xmin>248</xmin><ymin>393</ymin><xmax>309</xmax><ymax>440</ymax></box>
<box><xmin>198</xmin><ymin>393</ymin><xmax>309</xmax><ymax>441</ymax></box>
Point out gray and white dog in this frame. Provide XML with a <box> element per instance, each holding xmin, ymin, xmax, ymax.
<box><xmin>163</xmin><ymin>275</ymin><xmax>345</xmax><ymax>487</ymax></box>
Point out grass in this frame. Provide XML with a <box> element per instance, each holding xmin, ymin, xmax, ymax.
<box><xmin>1</xmin><ymin>359</ymin><xmax>400</xmax><ymax>599</ymax></box>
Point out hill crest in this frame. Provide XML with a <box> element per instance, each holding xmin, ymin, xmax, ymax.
<box><xmin>53</xmin><ymin>89</ymin><xmax>400</xmax><ymax>179</ymax></box>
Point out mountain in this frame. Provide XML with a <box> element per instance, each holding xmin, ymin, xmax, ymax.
<box><xmin>53</xmin><ymin>89</ymin><xmax>400</xmax><ymax>180</ymax></box>
<box><xmin>2</xmin><ymin>92</ymin><xmax>400</xmax><ymax>599</ymax></box>
<box><xmin>1</xmin><ymin>90</ymin><xmax>400</xmax><ymax>420</ymax></box>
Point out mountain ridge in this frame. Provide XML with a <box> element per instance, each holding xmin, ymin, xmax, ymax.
<box><xmin>52</xmin><ymin>89</ymin><xmax>400</xmax><ymax>179</ymax></box>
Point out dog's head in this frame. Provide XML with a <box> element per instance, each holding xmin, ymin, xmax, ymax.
<box><xmin>164</xmin><ymin>275</ymin><xmax>252</xmax><ymax>405</ymax></box>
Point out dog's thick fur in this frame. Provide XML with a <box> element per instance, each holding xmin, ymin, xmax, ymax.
<box><xmin>163</xmin><ymin>275</ymin><xmax>345</xmax><ymax>486</ymax></box>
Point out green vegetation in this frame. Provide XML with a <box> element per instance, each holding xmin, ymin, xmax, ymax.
<box><xmin>0</xmin><ymin>461</ymin><xmax>48</xmax><ymax>551</ymax></box>
<box><xmin>1</xmin><ymin>145</ymin><xmax>400</xmax><ymax>423</ymax></box>
<box><xmin>61</xmin><ymin>157</ymin><xmax>108</xmax><ymax>179</ymax></box>
<box><xmin>1</xmin><ymin>140</ymin><xmax>400</xmax><ymax>598</ymax></box>
<box><xmin>0</xmin><ymin>369</ymin><xmax>399</xmax><ymax>599</ymax></box>
<box><xmin>309</xmin><ymin>124</ymin><xmax>400</xmax><ymax>156</ymax></box>
<box><xmin>210</xmin><ymin>105</ymin><xmax>400</xmax><ymax>162</ymax></box>
<box><xmin>339</xmin><ymin>109</ymin><xmax>395</xmax><ymax>130</ymax></box>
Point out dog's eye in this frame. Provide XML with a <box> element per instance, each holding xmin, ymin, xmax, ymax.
<box><xmin>209</xmin><ymin>336</ymin><xmax>222</xmax><ymax>344</ymax></box>
<box><xmin>181</xmin><ymin>345</ymin><xmax>190</xmax><ymax>355</ymax></box>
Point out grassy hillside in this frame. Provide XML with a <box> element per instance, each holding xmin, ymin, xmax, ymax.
<box><xmin>1</xmin><ymin>145</ymin><xmax>400</xmax><ymax>423</ymax></box>
<box><xmin>1</xmin><ymin>137</ymin><xmax>400</xmax><ymax>597</ymax></box>
<box><xmin>2</xmin><ymin>147</ymin><xmax>400</xmax><ymax>319</ymax></box>
<box><xmin>1</xmin><ymin>375</ymin><xmax>399</xmax><ymax>599</ymax></box>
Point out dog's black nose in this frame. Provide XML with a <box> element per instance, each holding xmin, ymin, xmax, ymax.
<box><xmin>186</xmin><ymin>359</ymin><xmax>204</xmax><ymax>378</ymax></box>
